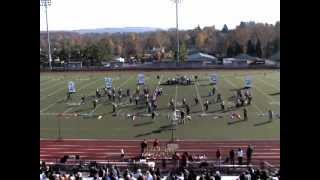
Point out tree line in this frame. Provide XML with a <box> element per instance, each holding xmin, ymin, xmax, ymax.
<box><xmin>40</xmin><ymin>21</ymin><xmax>280</xmax><ymax>65</ymax></box>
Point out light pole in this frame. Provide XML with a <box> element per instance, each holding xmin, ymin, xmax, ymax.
<box><xmin>172</xmin><ymin>0</ymin><xmax>182</xmax><ymax>64</ymax></box>
<box><xmin>40</xmin><ymin>0</ymin><xmax>53</xmax><ymax>71</ymax></box>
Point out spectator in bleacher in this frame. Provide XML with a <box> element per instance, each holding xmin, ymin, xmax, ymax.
<box><xmin>237</xmin><ymin>148</ymin><xmax>244</xmax><ymax>165</ymax></box>
<box><xmin>229</xmin><ymin>149</ymin><xmax>235</xmax><ymax>165</ymax></box>
<box><xmin>246</xmin><ymin>145</ymin><xmax>254</xmax><ymax>165</ymax></box>
<box><xmin>214</xmin><ymin>171</ymin><xmax>221</xmax><ymax>180</ymax></box>
<box><xmin>133</xmin><ymin>169</ymin><xmax>143</xmax><ymax>179</ymax></box>
<box><xmin>260</xmin><ymin>170</ymin><xmax>269</xmax><ymax>180</ymax></box>
<box><xmin>146</xmin><ymin>171</ymin><xmax>153</xmax><ymax>180</ymax></box>
<box><xmin>244</xmin><ymin>170</ymin><xmax>251</xmax><ymax>180</ymax></box>
<box><xmin>239</xmin><ymin>172</ymin><xmax>246</xmax><ymax>180</ymax></box>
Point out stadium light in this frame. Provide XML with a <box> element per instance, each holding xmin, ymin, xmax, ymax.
<box><xmin>40</xmin><ymin>0</ymin><xmax>53</xmax><ymax>71</ymax></box>
<box><xmin>171</xmin><ymin>0</ymin><xmax>182</xmax><ymax>63</ymax></box>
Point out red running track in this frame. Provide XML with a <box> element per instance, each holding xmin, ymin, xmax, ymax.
<box><xmin>40</xmin><ymin>139</ymin><xmax>280</xmax><ymax>167</ymax></box>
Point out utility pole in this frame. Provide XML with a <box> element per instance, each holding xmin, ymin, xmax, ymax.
<box><xmin>40</xmin><ymin>0</ymin><xmax>53</xmax><ymax>71</ymax></box>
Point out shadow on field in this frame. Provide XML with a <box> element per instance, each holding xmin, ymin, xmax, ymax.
<box><xmin>133</xmin><ymin>121</ymin><xmax>154</xmax><ymax>127</ymax></box>
<box><xmin>254</xmin><ymin>120</ymin><xmax>272</xmax><ymax>126</ymax></box>
<box><xmin>199</xmin><ymin>84</ymin><xmax>211</xmax><ymax>86</ymax></box>
<box><xmin>269</xmin><ymin>92</ymin><xmax>280</xmax><ymax>96</ymax></box>
<box><xmin>227</xmin><ymin>119</ymin><xmax>247</xmax><ymax>125</ymax></box>
<box><xmin>135</xmin><ymin>124</ymin><xmax>173</xmax><ymax>137</ymax></box>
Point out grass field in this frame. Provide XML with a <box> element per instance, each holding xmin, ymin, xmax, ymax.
<box><xmin>40</xmin><ymin>69</ymin><xmax>280</xmax><ymax>140</ymax></box>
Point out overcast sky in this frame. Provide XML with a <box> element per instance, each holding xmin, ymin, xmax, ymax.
<box><xmin>40</xmin><ymin>0</ymin><xmax>280</xmax><ymax>31</ymax></box>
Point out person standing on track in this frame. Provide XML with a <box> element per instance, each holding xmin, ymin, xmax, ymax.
<box><xmin>246</xmin><ymin>145</ymin><xmax>253</xmax><ymax>165</ymax></box>
<box><xmin>237</xmin><ymin>148</ymin><xmax>244</xmax><ymax>165</ymax></box>
<box><xmin>141</xmin><ymin>139</ymin><xmax>148</xmax><ymax>154</ymax></box>
<box><xmin>216</xmin><ymin>149</ymin><xmax>221</xmax><ymax>167</ymax></box>
<box><xmin>153</xmin><ymin>138</ymin><xmax>160</xmax><ymax>151</ymax></box>
<box><xmin>229</xmin><ymin>149</ymin><xmax>235</xmax><ymax>165</ymax></box>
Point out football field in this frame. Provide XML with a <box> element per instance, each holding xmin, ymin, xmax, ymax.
<box><xmin>40</xmin><ymin>69</ymin><xmax>280</xmax><ymax>140</ymax></box>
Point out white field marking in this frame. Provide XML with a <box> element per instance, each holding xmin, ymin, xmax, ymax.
<box><xmin>40</xmin><ymin>78</ymin><xmax>55</xmax><ymax>86</ymax></box>
<box><xmin>253</xmin><ymin>85</ymin><xmax>280</xmax><ymax>106</ymax></box>
<box><xmin>194</xmin><ymin>82</ymin><xmax>205</xmax><ymax>114</ymax></box>
<box><xmin>41</xmin><ymin>77</ymin><xmax>95</xmax><ymax>100</ymax></box>
<box><xmin>63</xmin><ymin>107</ymin><xmax>74</xmax><ymax>114</ymax></box>
<box><xmin>40</xmin><ymin>78</ymin><xmax>100</xmax><ymax>112</ymax></box>
<box><xmin>269</xmin><ymin>101</ymin><xmax>280</xmax><ymax>105</ymax></box>
<box><xmin>174</xmin><ymin>85</ymin><xmax>178</xmax><ymax>108</ymax></box>
<box><xmin>256</xmin><ymin>78</ymin><xmax>280</xmax><ymax>91</ymax></box>
<box><xmin>40</xmin><ymin>80</ymin><xmax>66</xmax><ymax>93</ymax></box>
<box><xmin>61</xmin><ymin>77</ymin><xmax>104</xmax><ymax>113</ymax></box>
<box><xmin>223</xmin><ymin>77</ymin><xmax>264</xmax><ymax>114</ymax></box>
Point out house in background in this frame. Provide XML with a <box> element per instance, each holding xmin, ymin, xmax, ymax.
<box><xmin>187</xmin><ymin>52</ymin><xmax>217</xmax><ymax>64</ymax></box>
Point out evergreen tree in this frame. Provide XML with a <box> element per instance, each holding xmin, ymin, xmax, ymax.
<box><xmin>256</xmin><ymin>39</ymin><xmax>262</xmax><ymax>58</ymax></box>
<box><xmin>222</xmin><ymin>24</ymin><xmax>229</xmax><ymax>33</ymax></box>
<box><xmin>246</xmin><ymin>40</ymin><xmax>256</xmax><ymax>56</ymax></box>
<box><xmin>227</xmin><ymin>45</ymin><xmax>234</xmax><ymax>57</ymax></box>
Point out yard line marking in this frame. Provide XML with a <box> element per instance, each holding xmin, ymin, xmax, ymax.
<box><xmin>63</xmin><ymin>107</ymin><xmax>74</xmax><ymax>114</ymax></box>
<box><xmin>41</xmin><ymin>77</ymin><xmax>93</xmax><ymax>100</ymax></box>
<box><xmin>174</xmin><ymin>85</ymin><xmax>178</xmax><ymax>108</ymax></box>
<box><xmin>253</xmin><ymin>85</ymin><xmax>280</xmax><ymax>106</ymax></box>
<box><xmin>223</xmin><ymin>77</ymin><xmax>264</xmax><ymax>114</ymax></box>
<box><xmin>40</xmin><ymin>78</ymin><xmax>100</xmax><ymax>113</ymax></box>
<box><xmin>256</xmin><ymin>78</ymin><xmax>280</xmax><ymax>91</ymax></box>
<box><xmin>40</xmin><ymin>80</ymin><xmax>66</xmax><ymax>93</ymax></box>
<box><xmin>194</xmin><ymin>82</ymin><xmax>205</xmax><ymax>114</ymax></box>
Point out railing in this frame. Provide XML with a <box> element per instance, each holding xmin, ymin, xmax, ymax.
<box><xmin>40</xmin><ymin>62</ymin><xmax>279</xmax><ymax>72</ymax></box>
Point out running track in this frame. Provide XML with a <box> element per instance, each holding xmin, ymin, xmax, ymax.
<box><xmin>40</xmin><ymin>139</ymin><xmax>280</xmax><ymax>167</ymax></box>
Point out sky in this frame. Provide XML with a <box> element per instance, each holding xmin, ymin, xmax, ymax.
<box><xmin>40</xmin><ymin>0</ymin><xmax>280</xmax><ymax>31</ymax></box>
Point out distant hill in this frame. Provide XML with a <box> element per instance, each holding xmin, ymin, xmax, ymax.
<box><xmin>72</xmin><ymin>27</ymin><xmax>164</xmax><ymax>34</ymax></box>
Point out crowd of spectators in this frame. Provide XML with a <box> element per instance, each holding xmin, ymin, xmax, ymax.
<box><xmin>40</xmin><ymin>160</ymin><xmax>280</xmax><ymax>180</ymax></box>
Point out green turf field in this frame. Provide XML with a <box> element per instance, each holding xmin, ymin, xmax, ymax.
<box><xmin>40</xmin><ymin>70</ymin><xmax>280</xmax><ymax>140</ymax></box>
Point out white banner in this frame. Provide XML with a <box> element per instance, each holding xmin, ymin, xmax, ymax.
<box><xmin>244</xmin><ymin>76</ymin><xmax>252</xmax><ymax>88</ymax></box>
<box><xmin>68</xmin><ymin>81</ymin><xmax>76</xmax><ymax>93</ymax></box>
<box><xmin>137</xmin><ymin>73</ymin><xmax>145</xmax><ymax>85</ymax></box>
<box><xmin>209</xmin><ymin>74</ymin><xmax>218</xmax><ymax>84</ymax></box>
<box><xmin>105</xmin><ymin>77</ymin><xmax>113</xmax><ymax>88</ymax></box>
